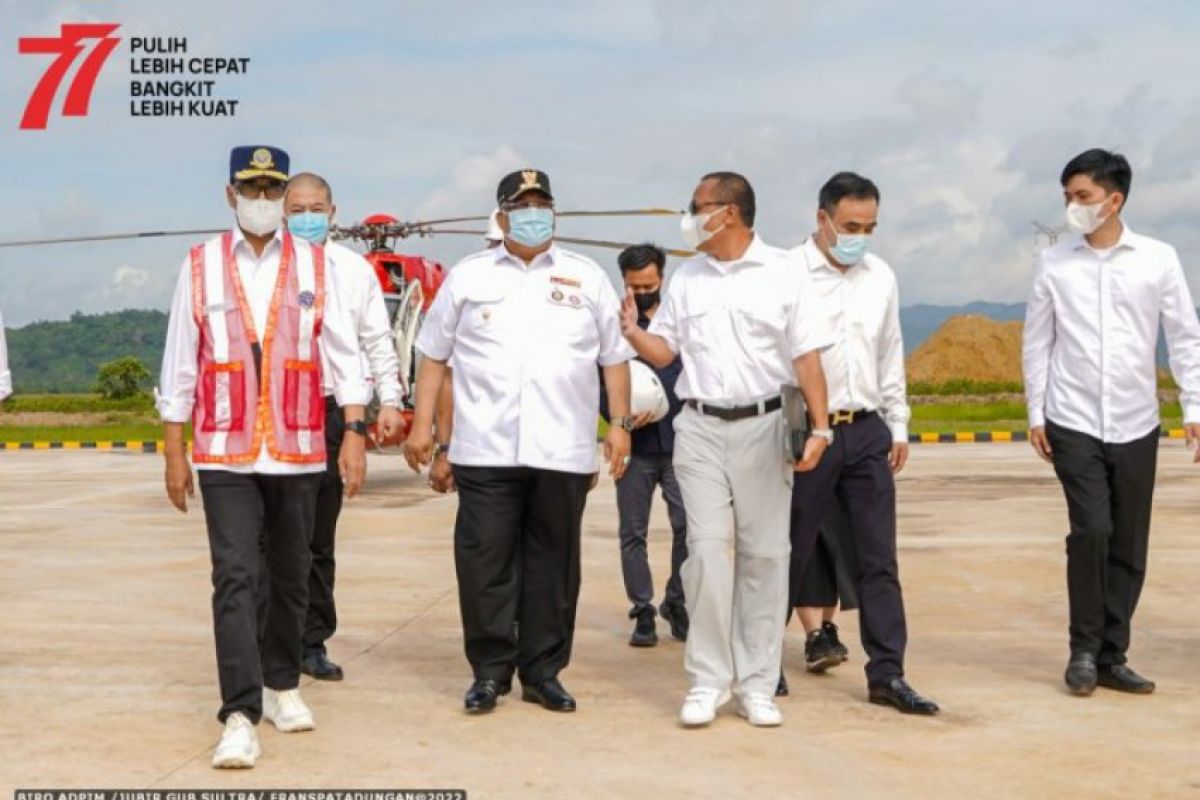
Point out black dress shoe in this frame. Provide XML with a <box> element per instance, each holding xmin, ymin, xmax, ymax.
<box><xmin>521</xmin><ymin>678</ymin><xmax>577</xmax><ymax>712</ymax></box>
<box><xmin>629</xmin><ymin>606</ymin><xmax>658</xmax><ymax>647</ymax></box>
<box><xmin>1064</xmin><ymin>653</ymin><xmax>1098</xmax><ymax>696</ymax></box>
<box><xmin>1097</xmin><ymin>664</ymin><xmax>1155</xmax><ymax>694</ymax></box>
<box><xmin>301</xmin><ymin>651</ymin><xmax>344</xmax><ymax>681</ymax></box>
<box><xmin>464</xmin><ymin>678</ymin><xmax>511</xmax><ymax>713</ymax></box>
<box><xmin>775</xmin><ymin>670</ymin><xmax>790</xmax><ymax>697</ymax></box>
<box><xmin>868</xmin><ymin>678</ymin><xmax>940</xmax><ymax>715</ymax></box>
<box><xmin>659</xmin><ymin>600</ymin><xmax>689</xmax><ymax>641</ymax></box>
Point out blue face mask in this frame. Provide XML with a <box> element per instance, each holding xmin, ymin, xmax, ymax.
<box><xmin>825</xmin><ymin>218</ymin><xmax>869</xmax><ymax>265</ymax></box>
<box><xmin>506</xmin><ymin>207</ymin><xmax>555</xmax><ymax>248</ymax></box>
<box><xmin>287</xmin><ymin>211</ymin><xmax>330</xmax><ymax>243</ymax></box>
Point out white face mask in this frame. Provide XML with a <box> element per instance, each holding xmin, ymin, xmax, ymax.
<box><xmin>235</xmin><ymin>195</ymin><xmax>284</xmax><ymax>237</ymax></box>
<box><xmin>681</xmin><ymin>205</ymin><xmax>728</xmax><ymax>249</ymax></box>
<box><xmin>1065</xmin><ymin>199</ymin><xmax>1112</xmax><ymax>235</ymax></box>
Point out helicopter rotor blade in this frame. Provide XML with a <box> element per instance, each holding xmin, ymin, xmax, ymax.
<box><xmin>423</xmin><ymin>228</ymin><xmax>695</xmax><ymax>258</ymax></box>
<box><xmin>0</xmin><ymin>227</ymin><xmax>226</xmax><ymax>249</ymax></box>
<box><xmin>407</xmin><ymin>207</ymin><xmax>682</xmax><ymax>228</ymax></box>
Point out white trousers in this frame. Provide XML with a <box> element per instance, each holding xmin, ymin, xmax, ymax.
<box><xmin>673</xmin><ymin>405</ymin><xmax>792</xmax><ymax>697</ymax></box>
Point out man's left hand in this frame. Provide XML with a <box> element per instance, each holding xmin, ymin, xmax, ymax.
<box><xmin>604</xmin><ymin>426</ymin><xmax>631</xmax><ymax>480</ymax></box>
<box><xmin>1186</xmin><ymin>423</ymin><xmax>1200</xmax><ymax>463</ymax></box>
<box><xmin>889</xmin><ymin>441</ymin><xmax>910</xmax><ymax>474</ymax></box>
<box><xmin>339</xmin><ymin>433</ymin><xmax>367</xmax><ymax>498</ymax></box>
<box><xmin>794</xmin><ymin>436</ymin><xmax>828</xmax><ymax>472</ymax></box>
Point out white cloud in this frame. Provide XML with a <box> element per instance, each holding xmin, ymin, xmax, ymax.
<box><xmin>107</xmin><ymin>264</ymin><xmax>149</xmax><ymax>292</ymax></box>
<box><xmin>416</xmin><ymin>144</ymin><xmax>529</xmax><ymax>220</ymax></box>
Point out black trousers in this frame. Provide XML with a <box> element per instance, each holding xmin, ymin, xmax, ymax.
<box><xmin>788</xmin><ymin>413</ymin><xmax>906</xmax><ymax>684</ymax></box>
<box><xmin>303</xmin><ymin>396</ymin><xmax>344</xmax><ymax>655</ymax></box>
<box><xmin>615</xmin><ymin>452</ymin><xmax>688</xmax><ymax>614</ymax></box>
<box><xmin>451</xmin><ymin>464</ymin><xmax>592</xmax><ymax>684</ymax></box>
<box><xmin>794</xmin><ymin>503</ymin><xmax>859</xmax><ymax>611</ymax></box>
<box><xmin>199</xmin><ymin>469</ymin><xmax>322</xmax><ymax>723</ymax></box>
<box><xmin>1045</xmin><ymin>420</ymin><xmax>1158</xmax><ymax>665</ymax></box>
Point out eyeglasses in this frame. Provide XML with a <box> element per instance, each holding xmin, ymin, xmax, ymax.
<box><xmin>503</xmin><ymin>200</ymin><xmax>554</xmax><ymax>211</ymax></box>
<box><xmin>687</xmin><ymin>200</ymin><xmax>726</xmax><ymax>215</ymax></box>
<box><xmin>235</xmin><ymin>179</ymin><xmax>287</xmax><ymax>200</ymax></box>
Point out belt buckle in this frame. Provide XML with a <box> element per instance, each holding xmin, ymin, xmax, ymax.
<box><xmin>832</xmin><ymin>410</ymin><xmax>855</xmax><ymax>426</ymax></box>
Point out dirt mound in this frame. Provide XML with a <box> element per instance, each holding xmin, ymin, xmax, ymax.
<box><xmin>906</xmin><ymin>314</ymin><xmax>1023</xmax><ymax>384</ymax></box>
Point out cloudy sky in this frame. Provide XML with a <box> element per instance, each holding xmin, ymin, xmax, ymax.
<box><xmin>1</xmin><ymin>0</ymin><xmax>1198</xmax><ymax>326</ymax></box>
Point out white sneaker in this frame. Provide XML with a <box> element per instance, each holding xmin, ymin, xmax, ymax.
<box><xmin>679</xmin><ymin>687</ymin><xmax>731</xmax><ymax>727</ymax></box>
<box><xmin>736</xmin><ymin>692</ymin><xmax>783</xmax><ymax>727</ymax></box>
<box><xmin>262</xmin><ymin>687</ymin><xmax>315</xmax><ymax>732</ymax></box>
<box><xmin>211</xmin><ymin>712</ymin><xmax>260</xmax><ymax>769</ymax></box>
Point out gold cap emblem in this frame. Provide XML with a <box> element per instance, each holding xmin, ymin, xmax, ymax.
<box><xmin>519</xmin><ymin>170</ymin><xmax>540</xmax><ymax>191</ymax></box>
<box><xmin>251</xmin><ymin>148</ymin><xmax>274</xmax><ymax>169</ymax></box>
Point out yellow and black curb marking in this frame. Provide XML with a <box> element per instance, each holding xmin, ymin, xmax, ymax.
<box><xmin>905</xmin><ymin>429</ymin><xmax>1188</xmax><ymax>444</ymax></box>
<box><xmin>0</xmin><ymin>430</ymin><xmax>1190</xmax><ymax>452</ymax></box>
<box><xmin>0</xmin><ymin>440</ymin><xmax>164</xmax><ymax>453</ymax></box>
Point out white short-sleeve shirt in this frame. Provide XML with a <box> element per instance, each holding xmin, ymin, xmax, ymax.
<box><xmin>649</xmin><ymin>235</ymin><xmax>833</xmax><ymax>406</ymax></box>
<box><xmin>416</xmin><ymin>244</ymin><xmax>633</xmax><ymax>474</ymax></box>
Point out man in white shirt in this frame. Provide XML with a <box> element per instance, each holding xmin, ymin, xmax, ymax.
<box><xmin>784</xmin><ymin>172</ymin><xmax>937</xmax><ymax>715</ymax></box>
<box><xmin>621</xmin><ymin>171</ymin><xmax>832</xmax><ymax>728</ymax></box>
<box><xmin>157</xmin><ymin>146</ymin><xmax>370</xmax><ymax>768</ymax></box>
<box><xmin>1023</xmin><ymin>148</ymin><xmax>1200</xmax><ymax>697</ymax></box>
<box><xmin>283</xmin><ymin>172</ymin><xmax>404</xmax><ymax>683</ymax></box>
<box><xmin>405</xmin><ymin>169</ymin><xmax>634</xmax><ymax>715</ymax></box>
<box><xmin>0</xmin><ymin>311</ymin><xmax>11</xmax><ymax>401</ymax></box>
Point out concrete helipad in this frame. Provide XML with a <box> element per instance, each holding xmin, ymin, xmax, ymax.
<box><xmin>1</xmin><ymin>445</ymin><xmax>1198</xmax><ymax>799</ymax></box>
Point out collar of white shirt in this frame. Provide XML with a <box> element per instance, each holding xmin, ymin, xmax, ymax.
<box><xmin>230</xmin><ymin>225</ymin><xmax>284</xmax><ymax>259</ymax></box>
<box><xmin>1069</xmin><ymin>223</ymin><xmax>1140</xmax><ymax>256</ymax></box>
<box><xmin>493</xmin><ymin>242</ymin><xmax>560</xmax><ymax>270</ymax></box>
<box><xmin>800</xmin><ymin>236</ymin><xmax>873</xmax><ymax>275</ymax></box>
<box><xmin>703</xmin><ymin>233</ymin><xmax>773</xmax><ymax>274</ymax></box>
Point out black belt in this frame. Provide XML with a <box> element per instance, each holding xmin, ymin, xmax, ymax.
<box><xmin>686</xmin><ymin>396</ymin><xmax>782</xmax><ymax>421</ymax></box>
<box><xmin>826</xmin><ymin>409</ymin><xmax>874</xmax><ymax>427</ymax></box>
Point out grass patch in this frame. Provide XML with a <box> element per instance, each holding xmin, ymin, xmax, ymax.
<box><xmin>907</xmin><ymin>379</ymin><xmax>1024</xmax><ymax>395</ymax></box>
<box><xmin>1</xmin><ymin>393</ymin><xmax>154</xmax><ymax>413</ymax></box>
<box><xmin>0</xmin><ymin>423</ymin><xmax>169</xmax><ymax>442</ymax></box>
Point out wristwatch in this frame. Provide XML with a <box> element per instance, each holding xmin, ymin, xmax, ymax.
<box><xmin>433</xmin><ymin>441</ymin><xmax>451</xmax><ymax>459</ymax></box>
<box><xmin>345</xmin><ymin>420</ymin><xmax>369</xmax><ymax>437</ymax></box>
<box><xmin>810</xmin><ymin>427</ymin><xmax>835</xmax><ymax>444</ymax></box>
<box><xmin>613</xmin><ymin>415</ymin><xmax>635</xmax><ymax>432</ymax></box>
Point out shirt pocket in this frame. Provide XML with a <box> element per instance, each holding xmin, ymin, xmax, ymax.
<box><xmin>461</xmin><ymin>289</ymin><xmax>506</xmax><ymax>342</ymax></box>
<box><xmin>200</xmin><ymin>361</ymin><xmax>247</xmax><ymax>433</ymax></box>
<box><xmin>682</xmin><ymin>310</ymin><xmax>713</xmax><ymax>352</ymax></box>
<box><xmin>543</xmin><ymin>295</ymin><xmax>593</xmax><ymax>347</ymax></box>
<box><xmin>282</xmin><ymin>359</ymin><xmax>323</xmax><ymax>431</ymax></box>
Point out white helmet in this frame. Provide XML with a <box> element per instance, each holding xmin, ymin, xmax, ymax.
<box><xmin>485</xmin><ymin>209</ymin><xmax>504</xmax><ymax>243</ymax></box>
<box><xmin>630</xmin><ymin>360</ymin><xmax>669</xmax><ymax>423</ymax></box>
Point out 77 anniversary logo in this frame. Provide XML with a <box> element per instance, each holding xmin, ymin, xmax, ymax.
<box><xmin>18</xmin><ymin>24</ymin><xmax>250</xmax><ymax>130</ymax></box>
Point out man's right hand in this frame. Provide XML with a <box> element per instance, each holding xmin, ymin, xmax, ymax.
<box><xmin>403</xmin><ymin>426</ymin><xmax>434</xmax><ymax>472</ymax></box>
<box><xmin>165</xmin><ymin>451</ymin><xmax>194</xmax><ymax>512</ymax></box>
<box><xmin>1030</xmin><ymin>426</ymin><xmax>1053</xmax><ymax>463</ymax></box>
<box><xmin>632</xmin><ymin>410</ymin><xmax>655</xmax><ymax>429</ymax></box>
<box><xmin>620</xmin><ymin>289</ymin><xmax>641</xmax><ymax>337</ymax></box>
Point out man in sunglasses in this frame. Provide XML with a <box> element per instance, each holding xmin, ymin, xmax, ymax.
<box><xmin>157</xmin><ymin>145</ymin><xmax>370</xmax><ymax>768</ymax></box>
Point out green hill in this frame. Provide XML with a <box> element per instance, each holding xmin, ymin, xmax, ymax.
<box><xmin>4</xmin><ymin>309</ymin><xmax>168</xmax><ymax>393</ymax></box>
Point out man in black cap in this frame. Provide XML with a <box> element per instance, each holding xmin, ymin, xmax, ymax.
<box><xmin>405</xmin><ymin>168</ymin><xmax>635</xmax><ymax>714</ymax></box>
<box><xmin>157</xmin><ymin>145</ymin><xmax>370</xmax><ymax>768</ymax></box>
